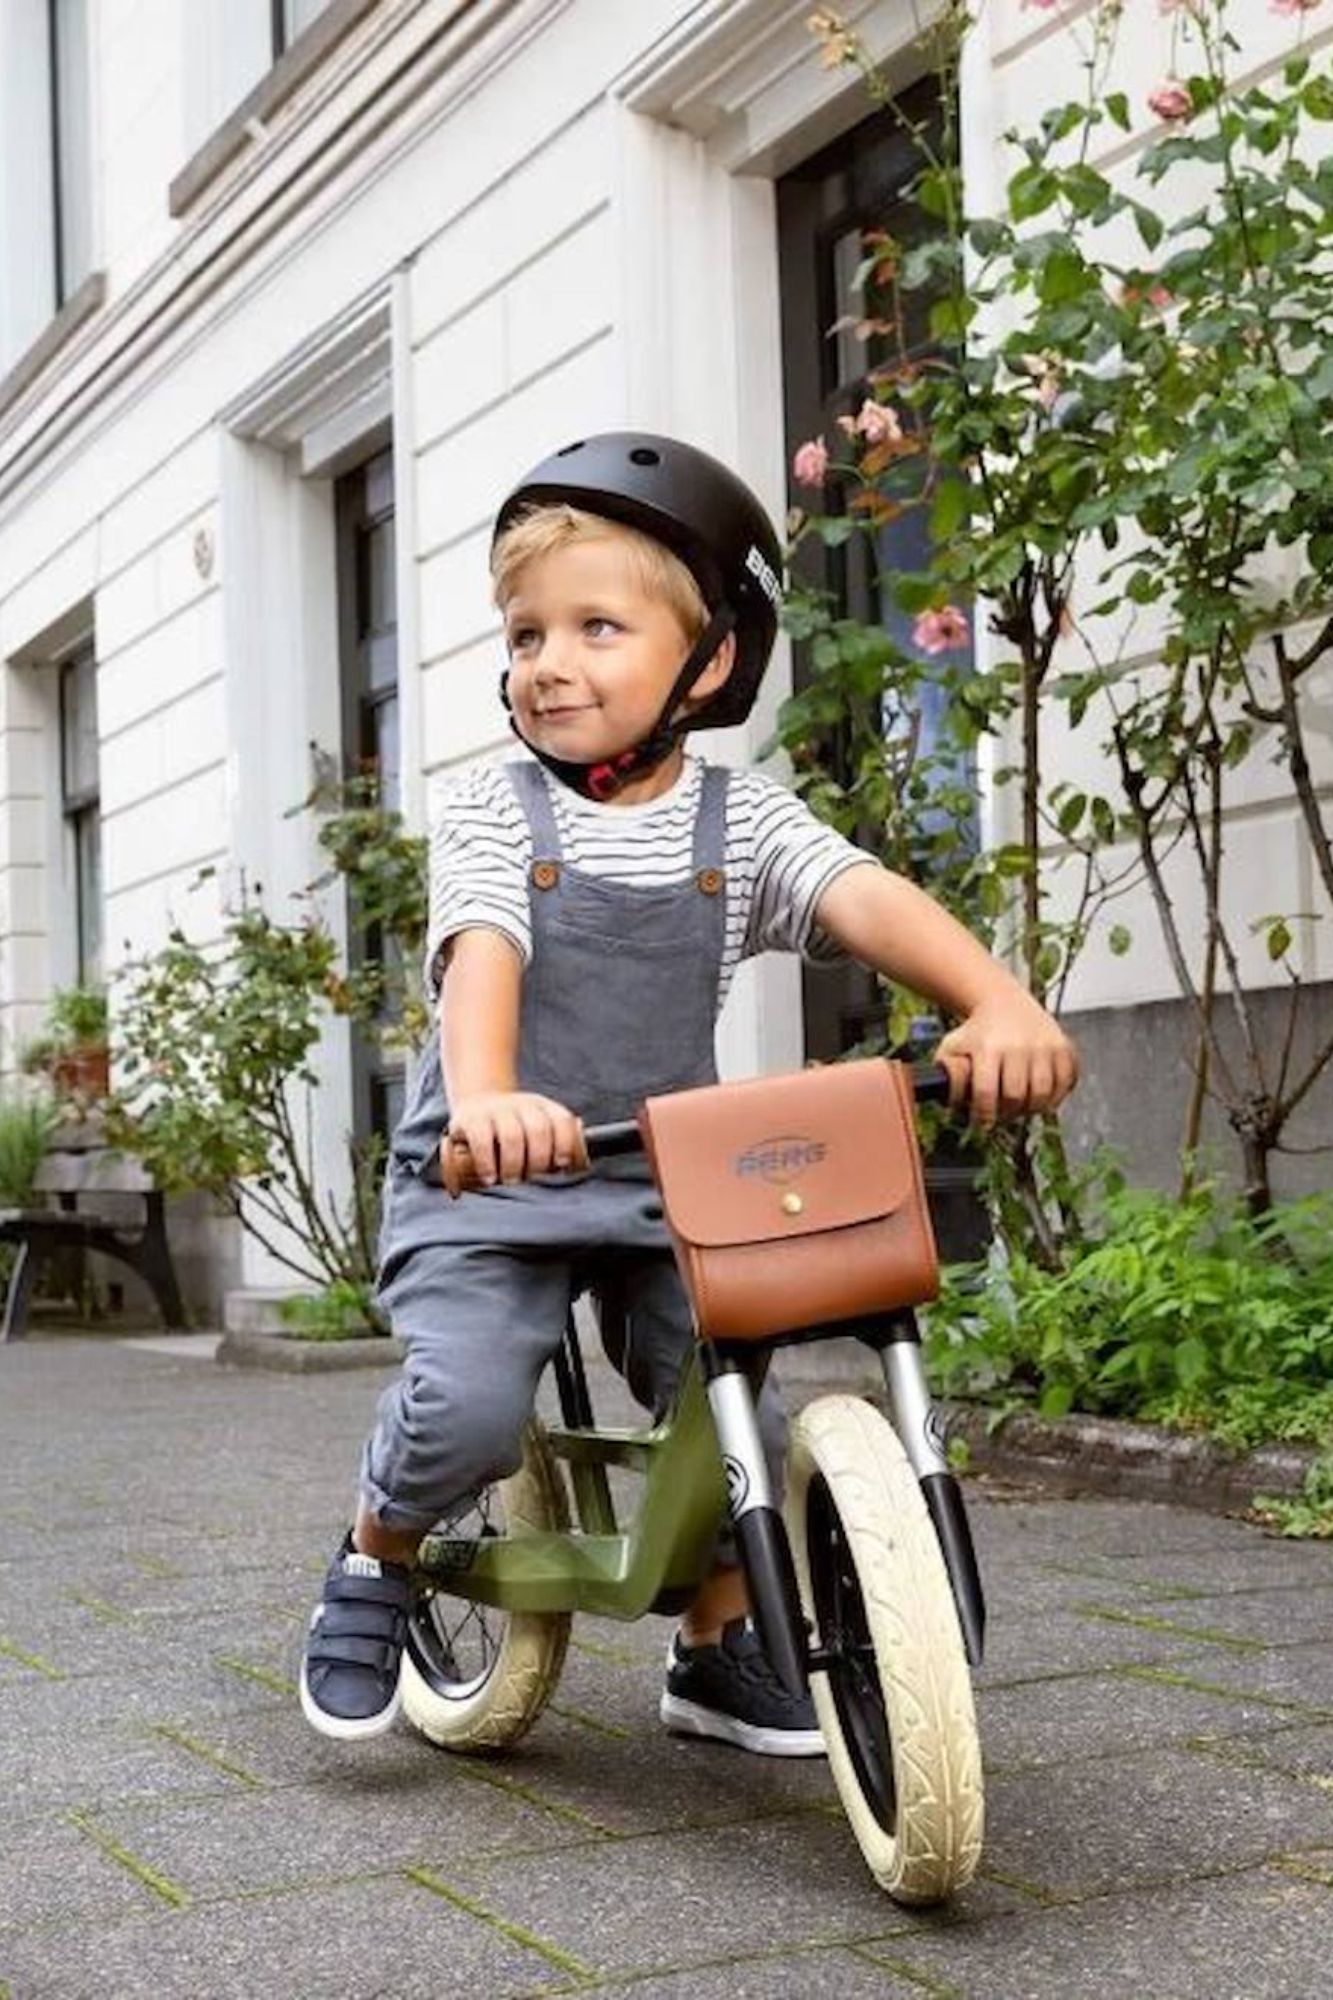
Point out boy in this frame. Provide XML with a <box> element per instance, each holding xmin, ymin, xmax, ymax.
<box><xmin>300</xmin><ymin>432</ymin><xmax>1077</xmax><ymax>1750</ymax></box>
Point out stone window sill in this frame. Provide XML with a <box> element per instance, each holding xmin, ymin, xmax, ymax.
<box><xmin>0</xmin><ymin>271</ymin><xmax>107</xmax><ymax>423</ymax></box>
<box><xmin>168</xmin><ymin>0</ymin><xmax>383</xmax><ymax>218</ymax></box>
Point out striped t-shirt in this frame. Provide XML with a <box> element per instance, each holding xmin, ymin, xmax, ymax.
<box><xmin>425</xmin><ymin>753</ymin><xmax>874</xmax><ymax>1009</ymax></box>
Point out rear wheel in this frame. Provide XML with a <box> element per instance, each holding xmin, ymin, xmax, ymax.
<box><xmin>401</xmin><ymin>1421</ymin><xmax>571</xmax><ymax>1751</ymax></box>
<box><xmin>787</xmin><ymin>1395</ymin><xmax>983</xmax><ymax>1904</ymax></box>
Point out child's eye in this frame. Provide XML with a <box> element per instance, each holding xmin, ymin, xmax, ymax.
<box><xmin>584</xmin><ymin>617</ymin><xmax>621</xmax><ymax>638</ymax></box>
<box><xmin>508</xmin><ymin>626</ymin><xmax>539</xmax><ymax>653</ymax></box>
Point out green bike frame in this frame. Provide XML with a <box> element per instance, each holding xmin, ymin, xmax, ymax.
<box><xmin>414</xmin><ymin>1343</ymin><xmax>727</xmax><ymax>1620</ymax></box>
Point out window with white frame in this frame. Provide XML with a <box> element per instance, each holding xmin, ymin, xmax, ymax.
<box><xmin>183</xmin><ymin>0</ymin><xmax>336</xmax><ymax>151</ymax></box>
<box><xmin>0</xmin><ymin>0</ymin><xmax>94</xmax><ymax>372</ymax></box>
<box><xmin>59</xmin><ymin>639</ymin><xmax>101</xmax><ymax>986</ymax></box>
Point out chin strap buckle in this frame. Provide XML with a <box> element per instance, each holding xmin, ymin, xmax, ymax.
<box><xmin>586</xmin><ymin>750</ymin><xmax>644</xmax><ymax>802</ymax></box>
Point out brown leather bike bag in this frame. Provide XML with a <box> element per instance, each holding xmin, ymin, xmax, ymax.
<box><xmin>636</xmin><ymin>1058</ymin><xmax>939</xmax><ymax>1343</ymax></box>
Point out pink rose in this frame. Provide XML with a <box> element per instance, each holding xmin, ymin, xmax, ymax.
<box><xmin>1147</xmin><ymin>79</ymin><xmax>1193</xmax><ymax>122</ymax></box>
<box><xmin>912</xmin><ymin>606</ymin><xmax>970</xmax><ymax>655</ymax></box>
<box><xmin>1021</xmin><ymin>0</ymin><xmax>1061</xmax><ymax>10</ymax></box>
<box><xmin>1271</xmin><ymin>0</ymin><xmax>1321</xmax><ymax>15</ymax></box>
<box><xmin>854</xmin><ymin>398</ymin><xmax>902</xmax><ymax>444</ymax></box>
<box><xmin>792</xmin><ymin>437</ymin><xmax>830</xmax><ymax>487</ymax></box>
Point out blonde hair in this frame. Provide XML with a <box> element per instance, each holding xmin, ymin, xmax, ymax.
<box><xmin>491</xmin><ymin>504</ymin><xmax>708</xmax><ymax>640</ymax></box>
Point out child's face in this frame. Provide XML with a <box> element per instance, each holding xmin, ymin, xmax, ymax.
<box><xmin>502</xmin><ymin>535</ymin><xmax>730</xmax><ymax>773</ymax></box>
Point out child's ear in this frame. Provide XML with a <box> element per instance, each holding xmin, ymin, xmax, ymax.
<box><xmin>680</xmin><ymin>630</ymin><xmax>736</xmax><ymax>713</ymax></box>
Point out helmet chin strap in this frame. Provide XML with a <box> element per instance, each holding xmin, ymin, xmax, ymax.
<box><xmin>498</xmin><ymin>606</ymin><xmax>735</xmax><ymax>803</ymax></box>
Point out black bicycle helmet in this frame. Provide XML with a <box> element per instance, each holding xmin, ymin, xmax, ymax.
<box><xmin>493</xmin><ymin>432</ymin><xmax>783</xmax><ymax>799</ymax></box>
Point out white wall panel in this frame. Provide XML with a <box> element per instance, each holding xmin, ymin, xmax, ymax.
<box><xmin>420</xmin><ymin>635</ymin><xmax>510</xmax><ymax>773</ymax></box>
<box><xmin>107</xmin><ymin>858</ymin><xmax>226</xmax><ymax>968</ymax></box>
<box><xmin>96</xmin><ymin>592</ymin><xmax>224</xmax><ymax>739</ymax></box>
<box><xmin>411</xmin><ymin>103</ymin><xmax>611</xmax><ymax>344</ymax></box>
<box><xmin>504</xmin><ymin>204</ymin><xmax>615</xmax><ymax>389</ymax></box>
<box><xmin>417</xmin><ymin>528</ymin><xmax>495</xmax><ymax>668</ymax></box>
<box><xmin>100</xmin><ymin>675</ymin><xmax>227</xmax><ymax>818</ymax></box>
<box><xmin>99</xmin><ymin>431</ymin><xmax>217</xmax><ymax>577</ymax></box>
<box><xmin>415</xmin><ymin>330</ymin><xmax>621</xmax><ymax>557</ymax></box>
<box><xmin>100</xmin><ymin>760</ymin><xmax>228</xmax><ymax>900</ymax></box>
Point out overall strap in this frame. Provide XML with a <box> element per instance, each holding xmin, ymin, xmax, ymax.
<box><xmin>691</xmin><ymin>763</ymin><xmax>730</xmax><ymax>877</ymax></box>
<box><xmin>505</xmin><ymin>758</ymin><xmax>563</xmax><ymax>860</ymax></box>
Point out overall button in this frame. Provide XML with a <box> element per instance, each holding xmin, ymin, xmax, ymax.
<box><xmin>531</xmin><ymin>860</ymin><xmax>560</xmax><ymax>890</ymax></box>
<box><xmin>696</xmin><ymin>867</ymin><xmax>725</xmax><ymax>896</ymax></box>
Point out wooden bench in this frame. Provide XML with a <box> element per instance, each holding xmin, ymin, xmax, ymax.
<box><xmin>0</xmin><ymin>1131</ymin><xmax>187</xmax><ymax>1341</ymax></box>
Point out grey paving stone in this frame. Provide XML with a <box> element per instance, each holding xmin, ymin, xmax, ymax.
<box><xmin>1123</xmin><ymin>1639</ymin><xmax>1333</xmax><ymax>1715</ymax></box>
<box><xmin>866</xmin><ymin>1864</ymin><xmax>1333</xmax><ymax>2000</ymax></box>
<box><xmin>0</xmin><ymin>1815</ymin><xmax>163</xmax><ymax>1934</ymax></box>
<box><xmin>978</xmin><ymin>1666</ymin><xmax>1309</xmax><ymax>1774</ymax></box>
<box><xmin>0</xmin><ymin>1874</ymin><xmax>556</xmax><ymax>1999</ymax></box>
<box><xmin>974</xmin><ymin>1604</ymin><xmax>1218</xmax><ymax>1684</ymax></box>
<box><xmin>1061</xmin><ymin>1542</ymin><xmax>1333</xmax><ymax>1598</ymax></box>
<box><xmin>1108</xmin><ymin>1583</ymin><xmax>1333</xmax><ymax>1649</ymax></box>
<box><xmin>583</xmin><ymin>1946</ymin><xmax>922</xmax><ymax>1996</ymax></box>
<box><xmin>1193</xmin><ymin>1721</ymin><xmax>1333</xmax><ymax>1789</ymax></box>
<box><xmin>0</xmin><ymin>1721</ymin><xmax>250</xmax><ymax>1817</ymax></box>
<box><xmin>452</xmin><ymin>1816</ymin><xmax>1027</xmax><ymax>1979</ymax></box>
<box><xmin>0</xmin><ymin>1660</ymin><xmax>283</xmax><ymax>1737</ymax></box>
<box><xmin>81</xmin><ymin>1769</ymin><xmax>580</xmax><ymax>1901</ymax></box>
<box><xmin>968</xmin><ymin>1497</ymin><xmax>1263</xmax><ymax>1563</ymax></box>
<box><xmin>486</xmin><ymin>1705</ymin><xmax>840</xmax><ymax>1837</ymax></box>
<box><xmin>983</xmin><ymin>1746</ymin><xmax>1333</xmax><ymax>1899</ymax></box>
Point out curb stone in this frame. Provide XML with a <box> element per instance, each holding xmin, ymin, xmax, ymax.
<box><xmin>941</xmin><ymin>1401</ymin><xmax>1315</xmax><ymax>1512</ymax></box>
<box><xmin>210</xmin><ymin>1326</ymin><xmax>1315</xmax><ymax>1511</ymax></box>
<box><xmin>214</xmin><ymin>1328</ymin><xmax>406</xmax><ymax>1373</ymax></box>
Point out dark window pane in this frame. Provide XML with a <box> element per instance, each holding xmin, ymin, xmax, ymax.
<box><xmin>372</xmin><ymin>695</ymin><xmax>400</xmax><ymax>812</ymax></box>
<box><xmin>365</xmin><ymin>518</ymin><xmax>397</xmax><ymax>635</ymax></box>
<box><xmin>60</xmin><ymin>648</ymin><xmax>98</xmax><ymax>803</ymax></box>
<box><xmin>75</xmin><ymin>804</ymin><xmax>101</xmax><ymax>984</ymax></box>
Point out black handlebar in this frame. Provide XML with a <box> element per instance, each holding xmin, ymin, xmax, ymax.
<box><xmin>421</xmin><ymin>1060</ymin><xmax>954</xmax><ymax>1189</ymax></box>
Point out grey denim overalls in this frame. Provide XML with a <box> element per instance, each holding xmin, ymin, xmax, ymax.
<box><xmin>362</xmin><ymin>759</ymin><xmax>784</xmax><ymax>1530</ymax></box>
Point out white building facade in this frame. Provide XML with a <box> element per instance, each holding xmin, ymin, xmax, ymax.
<box><xmin>1</xmin><ymin>0</ymin><xmax>1328</xmax><ymax>1315</ymax></box>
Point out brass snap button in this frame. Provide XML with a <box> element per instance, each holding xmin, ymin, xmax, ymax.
<box><xmin>780</xmin><ymin>1191</ymin><xmax>804</xmax><ymax>1216</ymax></box>
<box><xmin>696</xmin><ymin>867</ymin><xmax>724</xmax><ymax>897</ymax></box>
<box><xmin>531</xmin><ymin>860</ymin><xmax>560</xmax><ymax>890</ymax></box>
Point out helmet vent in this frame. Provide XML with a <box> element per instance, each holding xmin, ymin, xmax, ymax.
<box><xmin>556</xmin><ymin>440</ymin><xmax>584</xmax><ymax>456</ymax></box>
<box><xmin>629</xmin><ymin>446</ymin><xmax>660</xmax><ymax>466</ymax></box>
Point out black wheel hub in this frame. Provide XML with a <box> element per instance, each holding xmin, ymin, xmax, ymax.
<box><xmin>406</xmin><ymin>1489</ymin><xmax>507</xmax><ymax>1700</ymax></box>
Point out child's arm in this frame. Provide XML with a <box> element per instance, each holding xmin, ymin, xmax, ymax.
<box><xmin>814</xmin><ymin>866</ymin><xmax>1078</xmax><ymax>1128</ymax></box>
<box><xmin>439</xmin><ymin>929</ymin><xmax>584</xmax><ymax>1184</ymax></box>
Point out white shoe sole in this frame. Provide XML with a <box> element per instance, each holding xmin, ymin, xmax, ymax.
<box><xmin>660</xmin><ymin>1690</ymin><xmax>826</xmax><ymax>1758</ymax></box>
<box><xmin>299</xmin><ymin>1662</ymin><xmax>402</xmax><ymax>1742</ymax></box>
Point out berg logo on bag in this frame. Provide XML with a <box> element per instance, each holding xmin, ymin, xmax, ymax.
<box><xmin>735</xmin><ymin>1133</ymin><xmax>827</xmax><ymax>1185</ymax></box>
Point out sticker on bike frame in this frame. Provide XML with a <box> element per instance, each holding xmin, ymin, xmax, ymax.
<box><xmin>723</xmin><ymin>1454</ymin><xmax>751</xmax><ymax>1515</ymax></box>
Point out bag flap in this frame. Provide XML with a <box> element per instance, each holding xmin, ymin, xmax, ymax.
<box><xmin>638</xmin><ymin>1060</ymin><xmax>919</xmax><ymax>1249</ymax></box>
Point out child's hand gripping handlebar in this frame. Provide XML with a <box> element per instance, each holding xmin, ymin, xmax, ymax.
<box><xmin>425</xmin><ymin>1061</ymin><xmax>957</xmax><ymax>1199</ymax></box>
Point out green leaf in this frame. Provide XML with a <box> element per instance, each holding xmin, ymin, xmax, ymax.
<box><xmin>1040</xmin><ymin>1381</ymin><xmax>1074</xmax><ymax>1421</ymax></box>
<box><xmin>929</xmin><ymin>479</ymin><xmax>972</xmax><ymax>540</ymax></box>
<box><xmin>1057</xmin><ymin>792</ymin><xmax>1087</xmax><ymax>838</ymax></box>
<box><xmin>1105</xmin><ymin>92</ymin><xmax>1130</xmax><ymax>134</ymax></box>
<box><xmin>1267</xmin><ymin>918</ymin><xmax>1293</xmax><ymax>961</ymax></box>
<box><xmin>1108</xmin><ymin>924</ymin><xmax>1132</xmax><ymax>958</ymax></box>
<box><xmin>1009</xmin><ymin>164</ymin><xmax>1060</xmax><ymax>223</ymax></box>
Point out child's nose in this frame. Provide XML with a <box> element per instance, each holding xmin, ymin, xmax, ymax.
<box><xmin>533</xmin><ymin>637</ymin><xmax>576</xmax><ymax>682</ymax></box>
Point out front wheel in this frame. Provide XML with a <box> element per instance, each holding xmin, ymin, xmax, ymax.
<box><xmin>787</xmin><ymin>1395</ymin><xmax>983</xmax><ymax>1904</ymax></box>
<box><xmin>401</xmin><ymin>1421</ymin><xmax>571</xmax><ymax>1751</ymax></box>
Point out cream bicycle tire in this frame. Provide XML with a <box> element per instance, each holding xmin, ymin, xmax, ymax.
<box><xmin>401</xmin><ymin>1420</ymin><xmax>571</xmax><ymax>1751</ymax></box>
<box><xmin>786</xmin><ymin>1394</ymin><xmax>984</xmax><ymax>1903</ymax></box>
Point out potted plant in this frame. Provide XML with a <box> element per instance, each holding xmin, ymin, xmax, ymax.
<box><xmin>22</xmin><ymin>986</ymin><xmax>110</xmax><ymax>1105</ymax></box>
